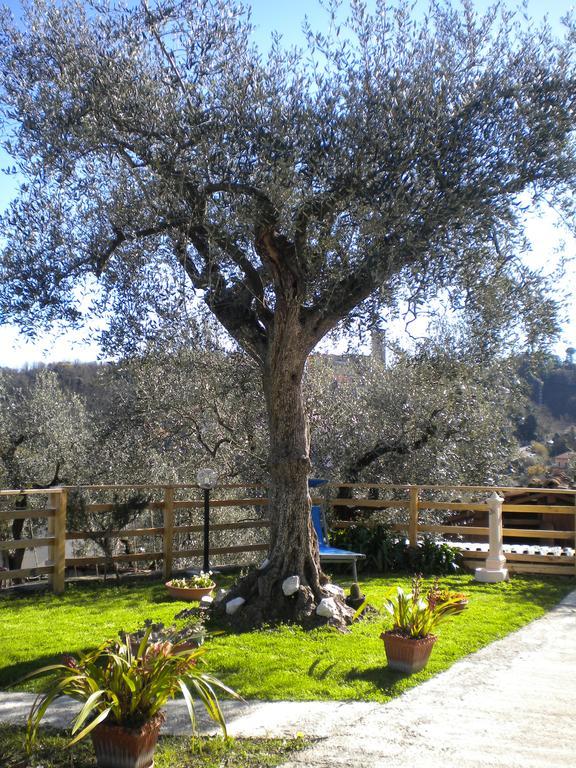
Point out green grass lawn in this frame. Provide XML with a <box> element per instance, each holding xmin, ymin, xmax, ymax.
<box><xmin>0</xmin><ymin>725</ymin><xmax>310</xmax><ymax>768</ymax></box>
<box><xmin>0</xmin><ymin>578</ymin><xmax>191</xmax><ymax>690</ymax></box>
<box><xmin>0</xmin><ymin>572</ymin><xmax>573</xmax><ymax>702</ymax></box>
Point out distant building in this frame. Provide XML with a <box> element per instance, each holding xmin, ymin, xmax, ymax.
<box><xmin>551</xmin><ymin>451</ymin><xmax>576</xmax><ymax>469</ymax></box>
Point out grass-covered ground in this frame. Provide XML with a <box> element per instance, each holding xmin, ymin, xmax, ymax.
<box><xmin>207</xmin><ymin>573</ymin><xmax>573</xmax><ymax>701</ymax></box>
<box><xmin>0</xmin><ymin>725</ymin><xmax>310</xmax><ymax>768</ymax></box>
<box><xmin>0</xmin><ymin>572</ymin><xmax>573</xmax><ymax>702</ymax></box>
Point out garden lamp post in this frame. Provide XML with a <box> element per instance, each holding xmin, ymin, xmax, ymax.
<box><xmin>196</xmin><ymin>468</ymin><xmax>218</xmax><ymax>573</ymax></box>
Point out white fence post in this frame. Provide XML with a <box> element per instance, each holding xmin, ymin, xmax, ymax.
<box><xmin>475</xmin><ymin>491</ymin><xmax>508</xmax><ymax>583</ymax></box>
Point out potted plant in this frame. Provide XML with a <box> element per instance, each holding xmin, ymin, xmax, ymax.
<box><xmin>22</xmin><ymin>628</ymin><xmax>238</xmax><ymax>768</ymax></box>
<box><xmin>381</xmin><ymin>575</ymin><xmax>464</xmax><ymax>673</ymax></box>
<box><xmin>427</xmin><ymin>578</ymin><xmax>469</xmax><ymax>613</ymax></box>
<box><xmin>165</xmin><ymin>571</ymin><xmax>215</xmax><ymax>601</ymax></box>
<box><xmin>124</xmin><ymin>616</ymin><xmax>206</xmax><ymax>653</ymax></box>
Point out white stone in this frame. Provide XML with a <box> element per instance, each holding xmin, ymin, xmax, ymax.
<box><xmin>225</xmin><ymin>597</ymin><xmax>245</xmax><ymax>615</ymax></box>
<box><xmin>323</xmin><ymin>583</ymin><xmax>345</xmax><ymax>598</ymax></box>
<box><xmin>475</xmin><ymin>567</ymin><xmax>509</xmax><ymax>583</ymax></box>
<box><xmin>258</xmin><ymin>558</ymin><xmax>270</xmax><ymax>570</ymax></box>
<box><xmin>316</xmin><ymin>597</ymin><xmax>337</xmax><ymax>618</ymax></box>
<box><xmin>215</xmin><ymin>589</ymin><xmax>228</xmax><ymax>603</ymax></box>
<box><xmin>200</xmin><ymin>595</ymin><xmax>213</xmax><ymax>606</ymax></box>
<box><xmin>282</xmin><ymin>575</ymin><xmax>300</xmax><ymax>596</ymax></box>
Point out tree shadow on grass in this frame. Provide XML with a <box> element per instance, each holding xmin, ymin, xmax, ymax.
<box><xmin>0</xmin><ymin>650</ymin><xmax>96</xmax><ymax>691</ymax></box>
<box><xmin>307</xmin><ymin>658</ymin><xmax>338</xmax><ymax>680</ymax></box>
<box><xmin>148</xmin><ymin>591</ymin><xmax>186</xmax><ymax>605</ymax></box>
<box><xmin>0</xmin><ymin>576</ymin><xmax>169</xmax><ymax>609</ymax></box>
<box><xmin>344</xmin><ymin>665</ymin><xmax>411</xmax><ymax>694</ymax></box>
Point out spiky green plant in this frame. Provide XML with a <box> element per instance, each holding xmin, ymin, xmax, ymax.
<box><xmin>19</xmin><ymin>628</ymin><xmax>238</xmax><ymax>753</ymax></box>
<box><xmin>383</xmin><ymin>575</ymin><xmax>465</xmax><ymax>639</ymax></box>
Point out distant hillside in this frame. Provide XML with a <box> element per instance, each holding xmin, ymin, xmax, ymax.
<box><xmin>514</xmin><ymin>352</ymin><xmax>576</xmax><ymax>448</ymax></box>
<box><xmin>0</xmin><ymin>360</ymin><xmax>110</xmax><ymax>413</ymax></box>
<box><xmin>541</xmin><ymin>365</ymin><xmax>576</xmax><ymax>419</ymax></box>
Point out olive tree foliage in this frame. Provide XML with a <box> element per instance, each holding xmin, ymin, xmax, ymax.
<box><xmin>125</xmin><ymin>339</ymin><xmax>523</xmax><ymax>488</ymax></box>
<box><xmin>0</xmin><ymin>364</ymin><xmax>175</xmax><ymax>560</ymax></box>
<box><xmin>0</xmin><ymin>368</ymin><xmax>92</xmax><ymax>490</ymax></box>
<box><xmin>119</xmin><ymin>311</ymin><xmax>526</xmax><ymax>490</ymax></box>
<box><xmin>114</xmin><ymin>339</ymin><xmax>269</xmax><ymax>484</ymax></box>
<box><xmin>1</xmin><ymin>0</ymin><xmax>575</xmax><ymax>625</ymax></box>
<box><xmin>81</xmin><ymin>365</ymin><xmax>185</xmax><ymax>486</ymax></box>
<box><xmin>0</xmin><ymin>368</ymin><xmax>92</xmax><ymax>569</ymax></box>
<box><xmin>306</xmin><ymin>345</ymin><xmax>522</xmax><ymax>490</ymax></box>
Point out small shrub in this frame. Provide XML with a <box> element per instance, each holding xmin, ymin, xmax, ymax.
<box><xmin>383</xmin><ymin>574</ymin><xmax>465</xmax><ymax>639</ymax></box>
<box><xmin>332</xmin><ymin>522</ymin><xmax>462</xmax><ymax>575</ymax></box>
<box><xmin>409</xmin><ymin>537</ymin><xmax>463</xmax><ymax>574</ymax></box>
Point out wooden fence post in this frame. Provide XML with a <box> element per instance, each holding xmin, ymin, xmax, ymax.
<box><xmin>163</xmin><ymin>486</ymin><xmax>175</xmax><ymax>580</ymax></box>
<box><xmin>50</xmin><ymin>488</ymin><xmax>67</xmax><ymax>595</ymax></box>
<box><xmin>408</xmin><ymin>486</ymin><xmax>419</xmax><ymax>547</ymax></box>
<box><xmin>573</xmin><ymin>493</ymin><xmax>576</xmax><ymax>578</ymax></box>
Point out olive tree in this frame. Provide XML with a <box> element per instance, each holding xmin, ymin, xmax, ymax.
<box><xmin>0</xmin><ymin>369</ymin><xmax>92</xmax><ymax>491</ymax></box>
<box><xmin>0</xmin><ymin>368</ymin><xmax>92</xmax><ymax>570</ymax></box>
<box><xmin>118</xmin><ymin>343</ymin><xmax>268</xmax><ymax>483</ymax></box>
<box><xmin>1</xmin><ymin>0</ymin><xmax>575</xmax><ymax>625</ymax></box>
<box><xmin>307</xmin><ymin>350</ymin><xmax>523</xmax><ymax>490</ymax></box>
<box><xmin>112</xmin><ymin>325</ymin><xmax>525</xmax><ymax>488</ymax></box>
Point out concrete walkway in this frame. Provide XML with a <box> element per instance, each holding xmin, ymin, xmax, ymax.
<box><xmin>1</xmin><ymin>590</ymin><xmax>575</xmax><ymax>767</ymax></box>
<box><xmin>281</xmin><ymin>589</ymin><xmax>576</xmax><ymax>768</ymax></box>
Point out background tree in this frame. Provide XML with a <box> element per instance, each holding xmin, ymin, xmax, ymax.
<box><xmin>1</xmin><ymin>0</ymin><xmax>575</xmax><ymax>625</ymax></box>
<box><xmin>111</xmin><ymin>328</ymin><xmax>524</xmax><ymax>492</ymax></box>
<box><xmin>118</xmin><ymin>333</ymin><xmax>268</xmax><ymax>484</ymax></box>
<box><xmin>0</xmin><ymin>369</ymin><xmax>92</xmax><ymax>491</ymax></box>
<box><xmin>0</xmin><ymin>369</ymin><xmax>92</xmax><ymax>570</ymax></box>
<box><xmin>306</xmin><ymin>343</ymin><xmax>523</xmax><ymax>494</ymax></box>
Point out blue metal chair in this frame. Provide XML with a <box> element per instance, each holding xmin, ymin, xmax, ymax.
<box><xmin>311</xmin><ymin>503</ymin><xmax>365</xmax><ymax>581</ymax></box>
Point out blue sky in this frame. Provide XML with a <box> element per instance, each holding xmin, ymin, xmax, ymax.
<box><xmin>1</xmin><ymin>0</ymin><xmax>575</xmax><ymax>366</ymax></box>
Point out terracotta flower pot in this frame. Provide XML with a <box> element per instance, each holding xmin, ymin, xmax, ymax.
<box><xmin>90</xmin><ymin>712</ymin><xmax>164</xmax><ymax>768</ymax></box>
<box><xmin>380</xmin><ymin>631</ymin><xmax>437</xmax><ymax>674</ymax></box>
<box><xmin>165</xmin><ymin>581</ymin><xmax>215</xmax><ymax>601</ymax></box>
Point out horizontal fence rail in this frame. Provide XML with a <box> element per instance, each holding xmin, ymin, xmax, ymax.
<box><xmin>323</xmin><ymin>482</ymin><xmax>576</xmax><ymax>577</ymax></box>
<box><xmin>0</xmin><ymin>487</ymin><xmax>66</xmax><ymax>591</ymax></box>
<box><xmin>0</xmin><ymin>482</ymin><xmax>574</xmax><ymax>592</ymax></box>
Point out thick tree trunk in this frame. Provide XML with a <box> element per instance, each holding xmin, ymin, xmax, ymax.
<box><xmin>259</xmin><ymin>336</ymin><xmax>324</xmax><ymax>605</ymax></box>
<box><xmin>215</xmin><ymin>308</ymin><xmax>355</xmax><ymax>629</ymax></box>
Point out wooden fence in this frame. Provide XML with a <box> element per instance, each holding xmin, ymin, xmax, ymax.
<box><xmin>0</xmin><ymin>487</ymin><xmax>67</xmax><ymax>592</ymax></box>
<box><xmin>0</xmin><ymin>483</ymin><xmax>270</xmax><ymax>593</ymax></box>
<box><xmin>325</xmin><ymin>482</ymin><xmax>576</xmax><ymax>577</ymax></box>
<box><xmin>0</xmin><ymin>482</ymin><xmax>575</xmax><ymax>592</ymax></box>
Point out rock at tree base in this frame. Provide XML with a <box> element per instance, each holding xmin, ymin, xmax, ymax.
<box><xmin>211</xmin><ymin>570</ymin><xmax>356</xmax><ymax>631</ymax></box>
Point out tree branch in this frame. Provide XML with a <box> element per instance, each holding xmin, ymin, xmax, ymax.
<box><xmin>94</xmin><ymin>217</ymin><xmax>188</xmax><ymax>275</ymax></box>
<box><xmin>201</xmin><ymin>183</ymin><xmax>278</xmax><ymax>227</ymax></box>
<box><xmin>172</xmin><ymin>233</ymin><xmax>269</xmax><ymax>364</ymax></box>
<box><xmin>345</xmin><ymin>408</ymin><xmax>451</xmax><ymax>483</ymax></box>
